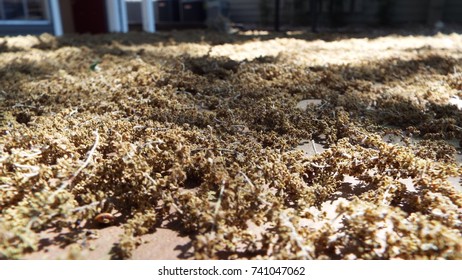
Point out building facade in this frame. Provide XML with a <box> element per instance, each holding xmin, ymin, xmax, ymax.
<box><xmin>0</xmin><ymin>0</ymin><xmax>155</xmax><ymax>36</ymax></box>
<box><xmin>0</xmin><ymin>0</ymin><xmax>58</xmax><ymax>35</ymax></box>
<box><xmin>230</xmin><ymin>0</ymin><xmax>462</xmax><ymax>27</ymax></box>
<box><xmin>0</xmin><ymin>0</ymin><xmax>461</xmax><ymax>36</ymax></box>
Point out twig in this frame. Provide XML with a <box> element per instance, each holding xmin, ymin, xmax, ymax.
<box><xmin>239</xmin><ymin>171</ymin><xmax>271</xmax><ymax>207</ymax></box>
<box><xmin>144</xmin><ymin>173</ymin><xmax>157</xmax><ymax>186</ymax></box>
<box><xmin>214</xmin><ymin>181</ymin><xmax>226</xmax><ymax>217</ymax></box>
<box><xmin>310</xmin><ymin>162</ymin><xmax>328</xmax><ymax>168</ymax></box>
<box><xmin>317</xmin><ymin>101</ymin><xmax>327</xmax><ymax>110</ymax></box>
<box><xmin>212</xmin><ymin>180</ymin><xmax>226</xmax><ymax>231</ymax></box>
<box><xmin>279</xmin><ymin>211</ymin><xmax>314</xmax><ymax>260</ymax></box>
<box><xmin>453</xmin><ymin>124</ymin><xmax>462</xmax><ymax>131</ymax></box>
<box><xmin>67</xmin><ymin>108</ymin><xmax>78</xmax><ymax>117</ymax></box>
<box><xmin>144</xmin><ymin>127</ymin><xmax>170</xmax><ymax>132</ymax></box>
<box><xmin>12</xmin><ymin>103</ymin><xmax>37</xmax><ymax>109</ymax></box>
<box><xmin>233</xmin><ymin>93</ymin><xmax>241</xmax><ymax>100</ymax></box>
<box><xmin>72</xmin><ymin>200</ymin><xmax>105</xmax><ymax>213</ymax></box>
<box><xmin>49</xmin><ymin>130</ymin><xmax>100</xmax><ymax>201</ymax></box>
<box><xmin>191</xmin><ymin>147</ymin><xmax>236</xmax><ymax>154</ymax></box>
<box><xmin>170</xmin><ymin>202</ymin><xmax>184</xmax><ymax>215</ymax></box>
<box><xmin>26</xmin><ymin>216</ymin><xmax>40</xmax><ymax>230</ymax></box>
<box><xmin>0</xmin><ymin>184</ymin><xmax>14</xmax><ymax>190</ymax></box>
<box><xmin>311</xmin><ymin>140</ymin><xmax>318</xmax><ymax>155</ymax></box>
<box><xmin>13</xmin><ymin>163</ymin><xmax>40</xmax><ymax>172</ymax></box>
<box><xmin>239</xmin><ymin>171</ymin><xmax>256</xmax><ymax>191</ymax></box>
<box><xmin>163</xmin><ymin>193</ymin><xmax>183</xmax><ymax>215</ymax></box>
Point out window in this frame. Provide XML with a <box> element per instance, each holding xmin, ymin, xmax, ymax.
<box><xmin>0</xmin><ymin>0</ymin><xmax>47</xmax><ymax>20</ymax></box>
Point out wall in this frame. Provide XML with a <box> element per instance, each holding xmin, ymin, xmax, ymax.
<box><xmin>444</xmin><ymin>0</ymin><xmax>462</xmax><ymax>23</ymax></box>
<box><xmin>227</xmin><ymin>0</ymin><xmax>376</xmax><ymax>26</ymax></box>
<box><xmin>0</xmin><ymin>24</ymin><xmax>54</xmax><ymax>36</ymax></box>
<box><xmin>59</xmin><ymin>0</ymin><xmax>75</xmax><ymax>33</ymax></box>
<box><xmin>227</xmin><ymin>0</ymin><xmax>462</xmax><ymax>27</ymax></box>
<box><xmin>388</xmin><ymin>0</ymin><xmax>428</xmax><ymax>24</ymax></box>
<box><xmin>228</xmin><ymin>0</ymin><xmax>261</xmax><ymax>24</ymax></box>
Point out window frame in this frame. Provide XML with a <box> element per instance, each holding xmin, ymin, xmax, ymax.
<box><xmin>0</xmin><ymin>0</ymin><xmax>51</xmax><ymax>24</ymax></box>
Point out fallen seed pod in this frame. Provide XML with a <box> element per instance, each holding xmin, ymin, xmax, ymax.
<box><xmin>94</xmin><ymin>213</ymin><xmax>115</xmax><ymax>225</ymax></box>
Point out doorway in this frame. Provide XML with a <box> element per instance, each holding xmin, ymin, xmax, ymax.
<box><xmin>71</xmin><ymin>0</ymin><xmax>108</xmax><ymax>34</ymax></box>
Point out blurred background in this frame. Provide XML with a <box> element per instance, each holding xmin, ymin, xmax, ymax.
<box><xmin>0</xmin><ymin>0</ymin><xmax>461</xmax><ymax>36</ymax></box>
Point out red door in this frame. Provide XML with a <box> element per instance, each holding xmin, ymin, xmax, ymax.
<box><xmin>72</xmin><ymin>0</ymin><xmax>108</xmax><ymax>34</ymax></box>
